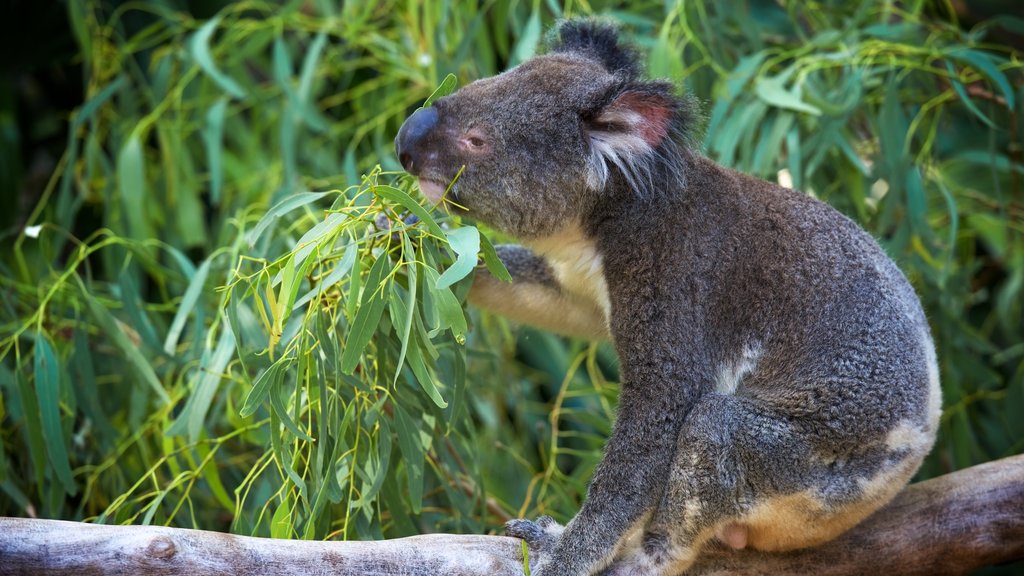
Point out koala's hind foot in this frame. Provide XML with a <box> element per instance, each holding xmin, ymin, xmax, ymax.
<box><xmin>506</xmin><ymin>515</ymin><xmax>565</xmax><ymax>556</ymax></box>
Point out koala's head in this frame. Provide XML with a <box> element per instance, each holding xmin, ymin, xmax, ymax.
<box><xmin>395</xmin><ymin>18</ymin><xmax>695</xmax><ymax>239</ymax></box>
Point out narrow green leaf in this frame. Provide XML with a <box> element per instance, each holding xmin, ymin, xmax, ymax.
<box><xmin>291</xmin><ymin>212</ymin><xmax>347</xmax><ymax>266</ymax></box>
<box><xmin>272</xmin><ymin>36</ymin><xmax>294</xmax><ymax>85</ymax></box>
<box><xmin>164</xmin><ymin>258</ymin><xmax>212</xmax><ymax>355</ymax></box>
<box><xmin>352</xmin><ymin>418</ymin><xmax>391</xmax><ymax>507</ymax></box>
<box><xmin>947</xmin><ymin>48</ymin><xmax>1016</xmax><ymax>108</ymax></box>
<box><xmin>298</xmin><ymin>31</ymin><xmax>328</xmax><ymax>102</ymax></box>
<box><xmin>424</xmin><ymin>74</ymin><xmax>457</xmax><ymax>107</ymax></box>
<box><xmin>118</xmin><ymin>135</ymin><xmax>154</xmax><ymax>243</ymax></box>
<box><xmin>13</xmin><ymin>367</ymin><xmax>46</xmax><ymax>491</ymax></box>
<box><xmin>188</xmin><ymin>16</ymin><xmax>247</xmax><ymax>99</ymax></box>
<box><xmin>945</xmin><ymin>61</ymin><xmax>996</xmax><ymax>128</ymax></box>
<box><xmin>373</xmin><ymin>185</ymin><xmax>445</xmax><ymax>237</ymax></box>
<box><xmin>339</xmin><ymin>255</ymin><xmax>391</xmax><ymax>374</ymax></box>
<box><xmin>78</xmin><ymin>281</ymin><xmax>170</xmax><ymax>404</ymax></box>
<box><xmin>423</xmin><ymin>265</ymin><xmax>467</xmax><ymax>342</ymax></box>
<box><xmin>392</xmin><ymin>404</ymin><xmax>425</xmax><ymax>513</ymax></box>
<box><xmin>240</xmin><ymin>355</ymin><xmax>291</xmax><ymax>417</ymax></box>
<box><xmin>247</xmin><ymin>192</ymin><xmax>332</xmax><ymax>246</ymax></box>
<box><xmin>118</xmin><ymin>270</ymin><xmax>162</xmax><ymax>351</ymax></box>
<box><xmin>203</xmin><ymin>97</ymin><xmax>229</xmax><ymax>205</ymax></box>
<box><xmin>166</xmin><ymin>326</ymin><xmax>235</xmax><ymax>440</ymax></box>
<box><xmin>269</xmin><ymin>376</ymin><xmax>313</xmax><ymax>441</ymax></box>
<box><xmin>72</xmin><ymin>76</ymin><xmax>126</xmax><ymax>130</ymax></box>
<box><xmin>479</xmin><ymin>233</ymin><xmax>513</xmax><ymax>282</ymax></box>
<box><xmin>706</xmin><ymin>52</ymin><xmax>767</xmax><ymax>140</ymax></box>
<box><xmin>406</xmin><ymin>339</ymin><xmax>448</xmax><ymax>409</ymax></box>
<box><xmin>755</xmin><ymin>75</ymin><xmax>822</xmax><ymax>116</ymax></box>
<box><xmin>34</xmin><ymin>332</ymin><xmax>76</xmax><ymax>495</ymax></box>
<box><xmin>271</xmin><ymin>494</ymin><xmax>294</xmax><ymax>539</ymax></box>
<box><xmin>511</xmin><ymin>9</ymin><xmax>542</xmax><ymax>65</ymax></box>
<box><xmin>294</xmin><ymin>240</ymin><xmax>357</xmax><ymax>311</ymax></box>
<box><xmin>270</xmin><ymin>415</ymin><xmax>308</xmax><ymax>501</ymax></box>
<box><xmin>141</xmin><ymin>490</ymin><xmax>167</xmax><ymax>525</ymax></box>
<box><xmin>390</xmin><ymin>234</ymin><xmax>418</xmax><ymax>384</ymax></box>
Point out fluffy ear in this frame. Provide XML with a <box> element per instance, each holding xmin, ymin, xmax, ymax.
<box><xmin>546</xmin><ymin>18</ymin><xmax>641</xmax><ymax>78</ymax></box>
<box><xmin>584</xmin><ymin>85</ymin><xmax>688</xmax><ymax>195</ymax></box>
<box><xmin>588</xmin><ymin>88</ymin><xmax>676</xmax><ymax>147</ymax></box>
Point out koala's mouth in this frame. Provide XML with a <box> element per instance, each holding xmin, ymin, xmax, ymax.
<box><xmin>417</xmin><ymin>178</ymin><xmax>449</xmax><ymax>204</ymax></box>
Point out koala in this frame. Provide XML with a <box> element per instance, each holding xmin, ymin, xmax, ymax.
<box><xmin>394</xmin><ymin>18</ymin><xmax>941</xmax><ymax>576</ymax></box>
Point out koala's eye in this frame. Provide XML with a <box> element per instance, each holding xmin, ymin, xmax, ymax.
<box><xmin>459</xmin><ymin>130</ymin><xmax>489</xmax><ymax>152</ymax></box>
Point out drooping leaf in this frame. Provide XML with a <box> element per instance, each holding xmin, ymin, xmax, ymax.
<box><xmin>33</xmin><ymin>332</ymin><xmax>76</xmax><ymax>496</ymax></box>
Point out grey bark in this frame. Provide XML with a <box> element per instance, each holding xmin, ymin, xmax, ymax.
<box><xmin>1</xmin><ymin>454</ymin><xmax>1021</xmax><ymax>575</ymax></box>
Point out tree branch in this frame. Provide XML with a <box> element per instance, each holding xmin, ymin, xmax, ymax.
<box><xmin>1</xmin><ymin>455</ymin><xmax>1022</xmax><ymax>576</ymax></box>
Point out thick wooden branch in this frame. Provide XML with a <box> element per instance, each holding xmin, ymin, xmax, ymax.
<box><xmin>1</xmin><ymin>455</ymin><xmax>1022</xmax><ymax>576</ymax></box>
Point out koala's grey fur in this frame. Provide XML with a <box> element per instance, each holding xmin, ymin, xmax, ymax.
<box><xmin>395</xmin><ymin>18</ymin><xmax>940</xmax><ymax>576</ymax></box>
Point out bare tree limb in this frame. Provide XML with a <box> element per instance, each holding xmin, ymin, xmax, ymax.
<box><xmin>1</xmin><ymin>455</ymin><xmax>1021</xmax><ymax>576</ymax></box>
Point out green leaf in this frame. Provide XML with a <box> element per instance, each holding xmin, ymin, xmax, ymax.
<box><xmin>436</xmin><ymin>226</ymin><xmax>480</xmax><ymax>290</ymax></box>
<box><xmin>424</xmin><ymin>74</ymin><xmax>457</xmax><ymax>107</ymax></box>
<box><xmin>271</xmin><ymin>494</ymin><xmax>294</xmax><ymax>539</ymax></box>
<box><xmin>72</xmin><ymin>76</ymin><xmax>126</xmax><ymax>130</ymax></box>
<box><xmin>511</xmin><ymin>9</ymin><xmax>542</xmax><ymax>65</ymax></box>
<box><xmin>392</xmin><ymin>404</ymin><xmax>425</xmax><ymax>513</ymax></box>
<box><xmin>293</xmin><ymin>240</ymin><xmax>358</xmax><ymax>311</ymax></box>
<box><xmin>339</xmin><ymin>254</ymin><xmax>391</xmax><ymax>374</ymax></box>
<box><xmin>290</xmin><ymin>211</ymin><xmax>347</xmax><ymax>265</ymax></box>
<box><xmin>755</xmin><ymin>75</ymin><xmax>822</xmax><ymax>116</ymax></box>
<box><xmin>351</xmin><ymin>417</ymin><xmax>391</xmax><ymax>508</ymax></box>
<box><xmin>373</xmin><ymin>185</ymin><xmax>445</xmax><ymax>237</ymax></box>
<box><xmin>945</xmin><ymin>61</ymin><xmax>996</xmax><ymax>128</ymax></box>
<box><xmin>203</xmin><ymin>97</ymin><xmax>229</xmax><ymax>205</ymax></box>
<box><xmin>166</xmin><ymin>326</ymin><xmax>235</xmax><ymax>440</ymax></box>
<box><xmin>422</xmin><ymin>264</ymin><xmax>466</xmax><ymax>343</ymax></box>
<box><xmin>164</xmin><ymin>258</ymin><xmax>212</xmax><ymax>355</ymax></box>
<box><xmin>188</xmin><ymin>16</ymin><xmax>247</xmax><ymax>99</ymax></box>
<box><xmin>389</xmin><ymin>234</ymin><xmax>418</xmax><ymax>384</ymax></box>
<box><xmin>406</xmin><ymin>339</ymin><xmax>448</xmax><ymax>409</ymax></box>
<box><xmin>269</xmin><ymin>374</ymin><xmax>313</xmax><ymax>441</ymax></box>
<box><xmin>947</xmin><ymin>48</ymin><xmax>1016</xmax><ymax>109</ymax></box>
<box><xmin>479</xmin><ymin>233</ymin><xmax>512</xmax><ymax>282</ymax></box>
<box><xmin>78</xmin><ymin>281</ymin><xmax>170</xmax><ymax>404</ymax></box>
<box><xmin>118</xmin><ymin>135</ymin><xmax>154</xmax><ymax>243</ymax></box>
<box><xmin>240</xmin><ymin>354</ymin><xmax>290</xmax><ymax>417</ymax></box>
<box><xmin>34</xmin><ymin>332</ymin><xmax>76</xmax><ymax>496</ymax></box>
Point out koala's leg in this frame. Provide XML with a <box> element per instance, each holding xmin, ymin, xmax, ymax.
<box><xmin>603</xmin><ymin>392</ymin><xmax>933</xmax><ymax>575</ymax></box>
<box><xmin>468</xmin><ymin>244</ymin><xmax>609</xmax><ymax>339</ymax></box>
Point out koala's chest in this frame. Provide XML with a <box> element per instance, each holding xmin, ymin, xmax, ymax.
<box><xmin>529</xmin><ymin>224</ymin><xmax>611</xmax><ymax>321</ymax></box>
<box><xmin>550</xmin><ymin>251</ymin><xmax>611</xmax><ymax>319</ymax></box>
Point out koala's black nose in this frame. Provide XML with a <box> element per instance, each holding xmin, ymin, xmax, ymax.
<box><xmin>395</xmin><ymin>106</ymin><xmax>438</xmax><ymax>173</ymax></box>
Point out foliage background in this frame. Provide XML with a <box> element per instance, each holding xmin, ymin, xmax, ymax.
<box><xmin>1</xmin><ymin>0</ymin><xmax>1021</xmax><ymax>569</ymax></box>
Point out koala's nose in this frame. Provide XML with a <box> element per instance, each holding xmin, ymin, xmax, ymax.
<box><xmin>395</xmin><ymin>106</ymin><xmax>439</xmax><ymax>173</ymax></box>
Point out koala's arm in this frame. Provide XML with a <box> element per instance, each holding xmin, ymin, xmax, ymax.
<box><xmin>522</xmin><ymin>278</ymin><xmax>711</xmax><ymax>575</ymax></box>
<box><xmin>468</xmin><ymin>245</ymin><xmax>609</xmax><ymax>340</ymax></box>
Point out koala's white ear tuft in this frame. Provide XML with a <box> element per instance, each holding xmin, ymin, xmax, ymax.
<box><xmin>584</xmin><ymin>89</ymin><xmax>676</xmax><ymax>194</ymax></box>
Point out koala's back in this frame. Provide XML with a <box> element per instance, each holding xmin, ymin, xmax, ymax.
<box><xmin>658</xmin><ymin>155</ymin><xmax>939</xmax><ymax>429</ymax></box>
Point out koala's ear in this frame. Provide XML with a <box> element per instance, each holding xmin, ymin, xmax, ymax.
<box><xmin>583</xmin><ymin>84</ymin><xmax>692</xmax><ymax>194</ymax></box>
<box><xmin>547</xmin><ymin>18</ymin><xmax>641</xmax><ymax>78</ymax></box>
<box><xmin>586</xmin><ymin>86</ymin><xmax>677</xmax><ymax>149</ymax></box>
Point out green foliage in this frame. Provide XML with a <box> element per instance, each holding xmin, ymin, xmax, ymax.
<box><xmin>0</xmin><ymin>0</ymin><xmax>1021</xmax><ymax>552</ymax></box>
